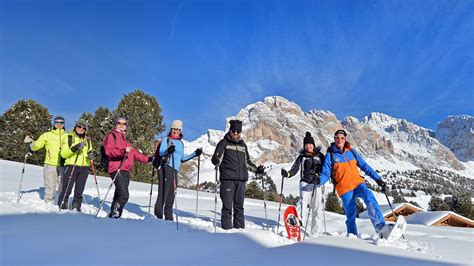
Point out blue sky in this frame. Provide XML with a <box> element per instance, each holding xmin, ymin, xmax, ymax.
<box><xmin>1</xmin><ymin>0</ymin><xmax>473</xmax><ymax>139</ymax></box>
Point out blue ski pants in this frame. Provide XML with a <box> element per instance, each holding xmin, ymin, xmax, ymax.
<box><xmin>340</xmin><ymin>182</ymin><xmax>385</xmax><ymax>236</ymax></box>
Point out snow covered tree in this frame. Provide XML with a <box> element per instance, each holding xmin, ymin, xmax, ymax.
<box><xmin>0</xmin><ymin>99</ymin><xmax>51</xmax><ymax>165</ymax></box>
<box><xmin>356</xmin><ymin>198</ymin><xmax>366</xmax><ymax>217</ymax></box>
<box><xmin>245</xmin><ymin>181</ymin><xmax>264</xmax><ymax>200</ymax></box>
<box><xmin>325</xmin><ymin>193</ymin><xmax>345</xmax><ymax>214</ymax></box>
<box><xmin>83</xmin><ymin>107</ymin><xmax>116</xmax><ymax>173</ymax></box>
<box><xmin>115</xmin><ymin>90</ymin><xmax>165</xmax><ymax>182</ymax></box>
<box><xmin>428</xmin><ymin>196</ymin><xmax>450</xmax><ymax>211</ymax></box>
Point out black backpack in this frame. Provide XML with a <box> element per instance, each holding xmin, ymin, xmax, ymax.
<box><xmin>99</xmin><ymin>133</ymin><xmax>116</xmax><ymax>171</ymax></box>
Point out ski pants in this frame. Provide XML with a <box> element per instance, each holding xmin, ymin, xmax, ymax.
<box><xmin>296</xmin><ymin>182</ymin><xmax>324</xmax><ymax>235</ymax></box>
<box><xmin>220</xmin><ymin>180</ymin><xmax>246</xmax><ymax>230</ymax></box>
<box><xmin>110</xmin><ymin>170</ymin><xmax>131</xmax><ymax>218</ymax></box>
<box><xmin>340</xmin><ymin>182</ymin><xmax>385</xmax><ymax>236</ymax></box>
<box><xmin>58</xmin><ymin>165</ymin><xmax>89</xmax><ymax>211</ymax></box>
<box><xmin>154</xmin><ymin>164</ymin><xmax>177</xmax><ymax>221</ymax></box>
<box><xmin>43</xmin><ymin>164</ymin><xmax>64</xmax><ymax>203</ymax></box>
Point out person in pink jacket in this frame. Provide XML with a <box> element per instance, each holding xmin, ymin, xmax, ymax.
<box><xmin>103</xmin><ymin>117</ymin><xmax>153</xmax><ymax>218</ymax></box>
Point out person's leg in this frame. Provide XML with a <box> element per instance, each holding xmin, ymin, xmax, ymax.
<box><xmin>356</xmin><ymin>183</ymin><xmax>386</xmax><ymax>232</ymax></box>
<box><xmin>310</xmin><ymin>186</ymin><xmax>324</xmax><ymax>235</ymax></box>
<box><xmin>154</xmin><ymin>167</ymin><xmax>166</xmax><ymax>219</ymax></box>
<box><xmin>296</xmin><ymin>182</ymin><xmax>312</xmax><ymax>224</ymax></box>
<box><xmin>56</xmin><ymin>166</ymin><xmax>65</xmax><ymax>204</ymax></box>
<box><xmin>58</xmin><ymin>166</ymin><xmax>76</xmax><ymax>209</ymax></box>
<box><xmin>43</xmin><ymin>165</ymin><xmax>57</xmax><ymax>203</ymax></box>
<box><xmin>233</xmin><ymin>181</ymin><xmax>246</xmax><ymax>229</ymax></box>
<box><xmin>220</xmin><ymin>180</ymin><xmax>234</xmax><ymax>230</ymax></box>
<box><xmin>164</xmin><ymin>166</ymin><xmax>176</xmax><ymax>221</ymax></box>
<box><xmin>72</xmin><ymin>167</ymin><xmax>89</xmax><ymax>212</ymax></box>
<box><xmin>340</xmin><ymin>190</ymin><xmax>357</xmax><ymax>236</ymax></box>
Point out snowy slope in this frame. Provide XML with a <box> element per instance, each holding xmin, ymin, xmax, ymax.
<box><xmin>1</xmin><ymin>160</ymin><xmax>473</xmax><ymax>266</ymax></box>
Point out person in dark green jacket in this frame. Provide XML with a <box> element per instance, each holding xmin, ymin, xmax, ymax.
<box><xmin>58</xmin><ymin>119</ymin><xmax>94</xmax><ymax>211</ymax></box>
<box><xmin>24</xmin><ymin>116</ymin><xmax>66</xmax><ymax>204</ymax></box>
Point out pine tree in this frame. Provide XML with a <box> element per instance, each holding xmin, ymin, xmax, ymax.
<box><xmin>325</xmin><ymin>193</ymin><xmax>345</xmax><ymax>214</ymax></box>
<box><xmin>115</xmin><ymin>90</ymin><xmax>165</xmax><ymax>182</ymax></box>
<box><xmin>245</xmin><ymin>181</ymin><xmax>263</xmax><ymax>200</ymax></box>
<box><xmin>84</xmin><ymin>107</ymin><xmax>115</xmax><ymax>173</ymax></box>
<box><xmin>428</xmin><ymin>196</ymin><xmax>450</xmax><ymax>211</ymax></box>
<box><xmin>0</xmin><ymin>99</ymin><xmax>51</xmax><ymax>165</ymax></box>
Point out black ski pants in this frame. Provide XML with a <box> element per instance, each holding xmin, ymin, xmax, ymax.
<box><xmin>109</xmin><ymin>170</ymin><xmax>131</xmax><ymax>218</ymax></box>
<box><xmin>220</xmin><ymin>180</ymin><xmax>246</xmax><ymax>230</ymax></box>
<box><xmin>154</xmin><ymin>164</ymin><xmax>177</xmax><ymax>221</ymax></box>
<box><xmin>58</xmin><ymin>166</ymin><xmax>89</xmax><ymax>211</ymax></box>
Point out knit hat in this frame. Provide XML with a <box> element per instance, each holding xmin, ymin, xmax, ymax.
<box><xmin>53</xmin><ymin>116</ymin><xmax>65</xmax><ymax>122</ymax></box>
<box><xmin>75</xmin><ymin>119</ymin><xmax>88</xmax><ymax>130</ymax></box>
<box><xmin>334</xmin><ymin>129</ymin><xmax>347</xmax><ymax>137</ymax></box>
<box><xmin>170</xmin><ymin>120</ymin><xmax>183</xmax><ymax>131</ymax></box>
<box><xmin>303</xmin><ymin>131</ymin><xmax>315</xmax><ymax>146</ymax></box>
<box><xmin>229</xmin><ymin>120</ymin><xmax>242</xmax><ymax>132</ymax></box>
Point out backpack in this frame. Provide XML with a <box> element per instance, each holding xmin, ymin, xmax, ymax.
<box><xmin>99</xmin><ymin>133</ymin><xmax>116</xmax><ymax>171</ymax></box>
<box><xmin>329</xmin><ymin>148</ymin><xmax>358</xmax><ymax>195</ymax></box>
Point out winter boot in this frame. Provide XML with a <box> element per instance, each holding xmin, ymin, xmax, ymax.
<box><xmin>72</xmin><ymin>200</ymin><xmax>82</xmax><ymax>212</ymax></box>
<box><xmin>377</xmin><ymin>224</ymin><xmax>395</xmax><ymax>239</ymax></box>
<box><xmin>109</xmin><ymin>203</ymin><xmax>121</xmax><ymax>219</ymax></box>
<box><xmin>59</xmin><ymin>200</ymin><xmax>69</xmax><ymax>210</ymax></box>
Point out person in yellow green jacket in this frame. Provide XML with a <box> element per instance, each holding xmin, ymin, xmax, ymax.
<box><xmin>58</xmin><ymin>119</ymin><xmax>94</xmax><ymax>211</ymax></box>
<box><xmin>23</xmin><ymin>116</ymin><xmax>66</xmax><ymax>204</ymax></box>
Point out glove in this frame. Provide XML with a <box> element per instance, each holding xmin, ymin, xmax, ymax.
<box><xmin>87</xmin><ymin>150</ymin><xmax>96</xmax><ymax>161</ymax></box>
<box><xmin>24</xmin><ymin>134</ymin><xmax>34</xmax><ymax>144</ymax></box>
<box><xmin>376</xmin><ymin>179</ymin><xmax>387</xmax><ymax>192</ymax></box>
<box><xmin>148</xmin><ymin>156</ymin><xmax>153</xmax><ymax>163</ymax></box>
<box><xmin>256</xmin><ymin>165</ymin><xmax>265</xmax><ymax>175</ymax></box>
<box><xmin>167</xmin><ymin>145</ymin><xmax>175</xmax><ymax>154</ymax></box>
<box><xmin>71</xmin><ymin>142</ymin><xmax>85</xmax><ymax>153</ymax></box>
<box><xmin>281</xmin><ymin>169</ymin><xmax>290</xmax><ymax>178</ymax></box>
<box><xmin>195</xmin><ymin>148</ymin><xmax>202</xmax><ymax>156</ymax></box>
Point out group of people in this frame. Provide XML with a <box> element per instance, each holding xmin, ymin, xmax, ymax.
<box><xmin>24</xmin><ymin>116</ymin><xmax>392</xmax><ymax>239</ymax></box>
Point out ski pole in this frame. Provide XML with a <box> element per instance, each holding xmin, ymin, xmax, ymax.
<box><xmin>95</xmin><ymin>154</ymin><xmax>128</xmax><ymax>217</ymax></box>
<box><xmin>171</xmin><ymin>153</ymin><xmax>179</xmax><ymax>231</ymax></box>
<box><xmin>90</xmin><ymin>160</ymin><xmax>101</xmax><ymax>202</ymax></box>
<box><xmin>322</xmin><ymin>185</ymin><xmax>327</xmax><ymax>234</ymax></box>
<box><xmin>214</xmin><ymin>165</ymin><xmax>219</xmax><ymax>233</ymax></box>
<box><xmin>59</xmin><ymin>151</ymin><xmax>80</xmax><ymax>210</ymax></box>
<box><xmin>148</xmin><ymin>166</ymin><xmax>155</xmax><ymax>214</ymax></box>
<box><xmin>194</xmin><ymin>154</ymin><xmax>201</xmax><ymax>220</ymax></box>
<box><xmin>260</xmin><ymin>173</ymin><xmax>268</xmax><ymax>230</ymax></box>
<box><xmin>303</xmin><ymin>182</ymin><xmax>317</xmax><ymax>240</ymax></box>
<box><xmin>276</xmin><ymin>171</ymin><xmax>285</xmax><ymax>234</ymax></box>
<box><xmin>384</xmin><ymin>190</ymin><xmax>405</xmax><ymax>240</ymax></box>
<box><xmin>148</xmin><ymin>140</ymin><xmax>162</xmax><ymax>214</ymax></box>
<box><xmin>17</xmin><ymin>152</ymin><xmax>32</xmax><ymax>203</ymax></box>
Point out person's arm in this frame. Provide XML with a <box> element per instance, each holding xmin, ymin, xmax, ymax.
<box><xmin>181</xmin><ymin>141</ymin><xmax>196</xmax><ymax>162</ymax></box>
<box><xmin>104</xmin><ymin>134</ymin><xmax>125</xmax><ymax>160</ymax></box>
<box><xmin>319</xmin><ymin>153</ymin><xmax>332</xmax><ymax>185</ymax></box>
<box><xmin>30</xmin><ymin>132</ymin><xmax>47</xmax><ymax>151</ymax></box>
<box><xmin>132</xmin><ymin>149</ymin><xmax>152</xmax><ymax>164</ymax></box>
<box><xmin>353</xmin><ymin>149</ymin><xmax>381</xmax><ymax>180</ymax></box>
<box><xmin>211</xmin><ymin>139</ymin><xmax>226</xmax><ymax>166</ymax></box>
<box><xmin>244</xmin><ymin>143</ymin><xmax>257</xmax><ymax>172</ymax></box>
<box><xmin>287</xmin><ymin>155</ymin><xmax>302</xmax><ymax>177</ymax></box>
<box><xmin>60</xmin><ymin>134</ymin><xmax>74</xmax><ymax>159</ymax></box>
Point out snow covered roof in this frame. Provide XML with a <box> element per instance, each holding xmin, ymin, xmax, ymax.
<box><xmin>405</xmin><ymin>211</ymin><xmax>474</xmax><ymax>226</ymax></box>
<box><xmin>359</xmin><ymin>202</ymin><xmax>424</xmax><ymax>219</ymax></box>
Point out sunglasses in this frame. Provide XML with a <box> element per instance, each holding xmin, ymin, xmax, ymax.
<box><xmin>76</xmin><ymin>125</ymin><xmax>87</xmax><ymax>130</ymax></box>
<box><xmin>117</xmin><ymin>122</ymin><xmax>127</xmax><ymax>126</ymax></box>
<box><xmin>54</xmin><ymin>121</ymin><xmax>65</xmax><ymax>125</ymax></box>
<box><xmin>335</xmin><ymin>136</ymin><xmax>346</xmax><ymax>140</ymax></box>
<box><xmin>230</xmin><ymin>130</ymin><xmax>241</xmax><ymax>134</ymax></box>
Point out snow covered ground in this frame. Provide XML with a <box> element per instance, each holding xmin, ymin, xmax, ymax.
<box><xmin>1</xmin><ymin>159</ymin><xmax>473</xmax><ymax>265</ymax></box>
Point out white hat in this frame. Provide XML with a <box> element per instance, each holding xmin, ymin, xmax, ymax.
<box><xmin>170</xmin><ymin>120</ymin><xmax>183</xmax><ymax>131</ymax></box>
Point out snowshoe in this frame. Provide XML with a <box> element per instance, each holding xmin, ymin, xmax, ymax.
<box><xmin>378</xmin><ymin>215</ymin><xmax>407</xmax><ymax>241</ymax></box>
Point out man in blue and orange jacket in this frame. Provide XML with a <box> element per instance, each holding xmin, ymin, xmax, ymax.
<box><xmin>320</xmin><ymin>129</ymin><xmax>388</xmax><ymax>237</ymax></box>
